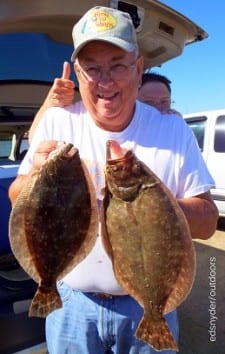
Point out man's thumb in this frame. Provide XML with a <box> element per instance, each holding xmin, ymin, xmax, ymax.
<box><xmin>61</xmin><ymin>61</ymin><xmax>71</xmax><ymax>79</ymax></box>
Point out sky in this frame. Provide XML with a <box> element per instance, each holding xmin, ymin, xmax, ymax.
<box><xmin>149</xmin><ymin>0</ymin><xmax>225</xmax><ymax>114</ymax></box>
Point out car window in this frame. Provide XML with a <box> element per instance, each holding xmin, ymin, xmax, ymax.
<box><xmin>185</xmin><ymin>116</ymin><xmax>207</xmax><ymax>151</ymax></box>
<box><xmin>0</xmin><ymin>133</ymin><xmax>12</xmax><ymax>158</ymax></box>
<box><xmin>0</xmin><ymin>131</ymin><xmax>30</xmax><ymax>161</ymax></box>
<box><xmin>0</xmin><ymin>106</ymin><xmax>35</xmax><ymax>161</ymax></box>
<box><xmin>17</xmin><ymin>132</ymin><xmax>29</xmax><ymax>160</ymax></box>
<box><xmin>214</xmin><ymin>115</ymin><xmax>225</xmax><ymax>153</ymax></box>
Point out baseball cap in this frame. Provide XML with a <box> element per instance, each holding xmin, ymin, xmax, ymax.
<box><xmin>71</xmin><ymin>6</ymin><xmax>137</xmax><ymax>61</ymax></box>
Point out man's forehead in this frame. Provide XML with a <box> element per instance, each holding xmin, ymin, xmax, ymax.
<box><xmin>77</xmin><ymin>41</ymin><xmax>134</xmax><ymax>61</ymax></box>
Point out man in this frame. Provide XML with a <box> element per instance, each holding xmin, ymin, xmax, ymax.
<box><xmin>138</xmin><ymin>72</ymin><xmax>182</xmax><ymax>116</ymax></box>
<box><xmin>9</xmin><ymin>6</ymin><xmax>218</xmax><ymax>354</ymax></box>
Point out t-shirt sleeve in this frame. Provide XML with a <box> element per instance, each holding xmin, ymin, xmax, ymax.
<box><xmin>176</xmin><ymin>124</ymin><xmax>215</xmax><ymax>198</ymax></box>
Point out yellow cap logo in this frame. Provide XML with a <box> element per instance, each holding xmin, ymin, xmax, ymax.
<box><xmin>90</xmin><ymin>9</ymin><xmax>117</xmax><ymax>32</ymax></box>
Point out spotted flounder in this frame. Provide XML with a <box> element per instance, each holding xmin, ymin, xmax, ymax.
<box><xmin>9</xmin><ymin>143</ymin><xmax>98</xmax><ymax>317</ymax></box>
<box><xmin>102</xmin><ymin>140</ymin><xmax>196</xmax><ymax>352</ymax></box>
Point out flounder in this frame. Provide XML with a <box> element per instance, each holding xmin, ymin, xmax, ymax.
<box><xmin>9</xmin><ymin>143</ymin><xmax>98</xmax><ymax>317</ymax></box>
<box><xmin>102</xmin><ymin>140</ymin><xmax>196</xmax><ymax>352</ymax></box>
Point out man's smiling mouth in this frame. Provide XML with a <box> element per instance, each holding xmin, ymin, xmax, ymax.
<box><xmin>98</xmin><ymin>93</ymin><xmax>118</xmax><ymax>100</ymax></box>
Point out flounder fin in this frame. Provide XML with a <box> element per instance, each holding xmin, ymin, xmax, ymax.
<box><xmin>135</xmin><ymin>314</ymin><xmax>179</xmax><ymax>352</ymax></box>
<box><xmin>28</xmin><ymin>285</ymin><xmax>62</xmax><ymax>318</ymax></box>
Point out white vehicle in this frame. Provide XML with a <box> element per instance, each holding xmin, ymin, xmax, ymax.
<box><xmin>184</xmin><ymin>109</ymin><xmax>225</xmax><ymax>219</ymax></box>
<box><xmin>0</xmin><ymin>0</ymin><xmax>208</xmax><ymax>352</ymax></box>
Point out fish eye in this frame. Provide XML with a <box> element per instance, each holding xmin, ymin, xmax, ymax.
<box><xmin>133</xmin><ymin>162</ymin><xmax>142</xmax><ymax>173</ymax></box>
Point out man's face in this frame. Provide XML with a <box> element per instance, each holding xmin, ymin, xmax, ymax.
<box><xmin>138</xmin><ymin>81</ymin><xmax>171</xmax><ymax>113</ymax></box>
<box><xmin>75</xmin><ymin>41</ymin><xmax>144</xmax><ymax>132</ymax></box>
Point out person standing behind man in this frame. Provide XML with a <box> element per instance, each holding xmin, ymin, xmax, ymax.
<box><xmin>10</xmin><ymin>6</ymin><xmax>218</xmax><ymax>354</ymax></box>
<box><xmin>138</xmin><ymin>72</ymin><xmax>182</xmax><ymax>116</ymax></box>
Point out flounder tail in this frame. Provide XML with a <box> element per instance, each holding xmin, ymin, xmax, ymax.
<box><xmin>136</xmin><ymin>314</ymin><xmax>179</xmax><ymax>352</ymax></box>
<box><xmin>29</xmin><ymin>285</ymin><xmax>62</xmax><ymax>318</ymax></box>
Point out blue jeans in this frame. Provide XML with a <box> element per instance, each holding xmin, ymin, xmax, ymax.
<box><xmin>46</xmin><ymin>282</ymin><xmax>179</xmax><ymax>354</ymax></box>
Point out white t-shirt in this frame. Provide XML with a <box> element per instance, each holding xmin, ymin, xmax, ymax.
<box><xmin>19</xmin><ymin>100</ymin><xmax>214</xmax><ymax>294</ymax></box>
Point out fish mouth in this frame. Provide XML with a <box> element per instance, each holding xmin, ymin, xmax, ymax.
<box><xmin>63</xmin><ymin>144</ymin><xmax>78</xmax><ymax>159</ymax></box>
<box><xmin>48</xmin><ymin>143</ymin><xmax>78</xmax><ymax>160</ymax></box>
<box><xmin>106</xmin><ymin>140</ymin><xmax>133</xmax><ymax>164</ymax></box>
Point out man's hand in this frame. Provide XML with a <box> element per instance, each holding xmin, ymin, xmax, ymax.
<box><xmin>29</xmin><ymin>62</ymin><xmax>75</xmax><ymax>143</ymax></box>
<box><xmin>162</xmin><ymin>108</ymin><xmax>182</xmax><ymax>117</ymax></box>
<box><xmin>32</xmin><ymin>140</ymin><xmax>59</xmax><ymax>171</ymax></box>
<box><xmin>43</xmin><ymin>61</ymin><xmax>75</xmax><ymax>108</ymax></box>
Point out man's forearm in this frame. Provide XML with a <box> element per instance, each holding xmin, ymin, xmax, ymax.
<box><xmin>8</xmin><ymin>170</ymin><xmax>38</xmax><ymax>206</ymax></box>
<box><xmin>8</xmin><ymin>175</ymin><xmax>29</xmax><ymax>206</ymax></box>
<box><xmin>178</xmin><ymin>192</ymin><xmax>219</xmax><ymax>240</ymax></box>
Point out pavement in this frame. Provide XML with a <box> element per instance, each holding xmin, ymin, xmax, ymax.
<box><xmin>178</xmin><ymin>219</ymin><xmax>225</xmax><ymax>354</ymax></box>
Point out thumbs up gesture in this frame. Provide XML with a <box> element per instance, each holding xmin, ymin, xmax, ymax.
<box><xmin>44</xmin><ymin>61</ymin><xmax>75</xmax><ymax>107</ymax></box>
<box><xmin>29</xmin><ymin>62</ymin><xmax>76</xmax><ymax>143</ymax></box>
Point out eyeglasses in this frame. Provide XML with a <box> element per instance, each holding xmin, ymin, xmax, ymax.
<box><xmin>76</xmin><ymin>61</ymin><xmax>137</xmax><ymax>83</ymax></box>
<box><xmin>142</xmin><ymin>98</ymin><xmax>174</xmax><ymax>107</ymax></box>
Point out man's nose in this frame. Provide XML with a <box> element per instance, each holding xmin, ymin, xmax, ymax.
<box><xmin>98</xmin><ymin>69</ymin><xmax>113</xmax><ymax>84</ymax></box>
